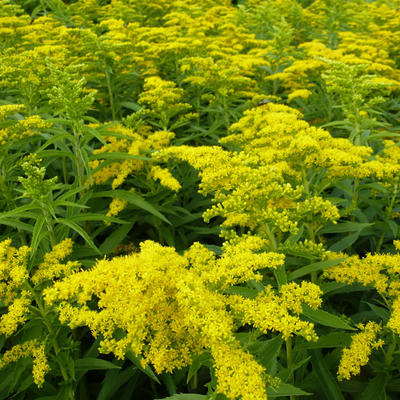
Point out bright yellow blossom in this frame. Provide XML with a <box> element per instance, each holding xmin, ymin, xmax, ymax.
<box><xmin>338</xmin><ymin>322</ymin><xmax>383</xmax><ymax>381</ymax></box>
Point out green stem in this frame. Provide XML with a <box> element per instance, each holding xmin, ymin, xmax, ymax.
<box><xmin>162</xmin><ymin>374</ymin><xmax>177</xmax><ymax>395</ymax></box>
<box><xmin>104</xmin><ymin>63</ymin><xmax>116</xmax><ymax>121</ymax></box>
<box><xmin>302</xmin><ymin>169</ymin><xmax>310</xmax><ymax>197</ymax></box>
<box><xmin>286</xmin><ymin>337</ymin><xmax>295</xmax><ymax>400</ymax></box>
<box><xmin>25</xmin><ymin>283</ymin><xmax>72</xmax><ymax>389</ymax></box>
<box><xmin>40</xmin><ymin>0</ymin><xmax>47</xmax><ymax>16</ymax></box>
<box><xmin>385</xmin><ymin>340</ymin><xmax>396</xmax><ymax>366</ymax></box>
<box><xmin>62</xmin><ymin>155</ymin><xmax>68</xmax><ymax>185</ymax></box>
<box><xmin>72</xmin><ymin>123</ymin><xmax>85</xmax><ymax>189</ymax></box>
<box><xmin>377</xmin><ymin>182</ymin><xmax>398</xmax><ymax>253</ymax></box>
<box><xmin>350</xmin><ymin>177</ymin><xmax>359</xmax><ymax>221</ymax></box>
<box><xmin>265</xmin><ymin>224</ymin><xmax>277</xmax><ymax>251</ymax></box>
<box><xmin>302</xmin><ymin>169</ymin><xmax>318</xmax><ymax>282</ymax></box>
<box><xmin>42</xmin><ymin>205</ymin><xmax>57</xmax><ymax>247</ymax></box>
<box><xmin>150</xmin><ymin>380</ymin><xmax>158</xmax><ymax>397</ymax></box>
<box><xmin>0</xmin><ymin>174</ymin><xmax>27</xmax><ymax>245</ymax></box>
<box><xmin>191</xmin><ymin>371</ymin><xmax>198</xmax><ymax>390</ymax></box>
<box><xmin>222</xmin><ymin>97</ymin><xmax>230</xmax><ymax>129</ymax></box>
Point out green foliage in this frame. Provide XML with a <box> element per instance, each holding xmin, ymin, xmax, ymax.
<box><xmin>1</xmin><ymin>0</ymin><xmax>400</xmax><ymax>399</ymax></box>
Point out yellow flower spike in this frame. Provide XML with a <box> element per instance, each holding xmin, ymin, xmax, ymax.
<box><xmin>31</xmin><ymin>238</ymin><xmax>79</xmax><ymax>284</ymax></box>
<box><xmin>211</xmin><ymin>342</ymin><xmax>267</xmax><ymax>400</ymax></box>
<box><xmin>0</xmin><ymin>114</ymin><xmax>52</xmax><ymax>148</ymax></box>
<box><xmin>338</xmin><ymin>322</ymin><xmax>383</xmax><ymax>381</ymax></box>
<box><xmin>106</xmin><ymin>197</ymin><xmax>129</xmax><ymax>220</ymax></box>
<box><xmin>0</xmin><ymin>104</ymin><xmax>25</xmax><ymax>122</ymax></box>
<box><xmin>280</xmin><ymin>281</ymin><xmax>323</xmax><ymax>314</ymax></box>
<box><xmin>287</xmin><ymin>89</ymin><xmax>312</xmax><ymax>102</ymax></box>
<box><xmin>387</xmin><ymin>296</ymin><xmax>400</xmax><ymax>335</ymax></box>
<box><xmin>138</xmin><ymin>76</ymin><xmax>192</xmax><ymax>126</ymax></box>
<box><xmin>0</xmin><ymin>294</ymin><xmax>31</xmax><ymax>337</ymax></box>
<box><xmin>229</xmin><ymin>283</ymin><xmax>320</xmax><ymax>342</ymax></box>
<box><xmin>0</xmin><ymin>340</ymin><xmax>50</xmax><ymax>388</ymax></box>
<box><xmin>43</xmin><ymin>239</ymin><xmax>293</xmax><ymax>398</ymax></box>
<box><xmin>322</xmin><ymin>253</ymin><xmax>400</xmax><ymax>295</ymax></box>
<box><xmin>162</xmin><ymin>102</ymin><xmax>378</xmax><ymax>242</ymax></box>
<box><xmin>148</xmin><ymin>165</ymin><xmax>181</xmax><ymax>192</ymax></box>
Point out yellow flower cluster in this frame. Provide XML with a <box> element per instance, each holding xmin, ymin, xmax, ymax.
<box><xmin>0</xmin><ymin>239</ymin><xmax>31</xmax><ymax>336</ymax></box>
<box><xmin>0</xmin><ymin>104</ymin><xmax>25</xmax><ymax>122</ymax></box>
<box><xmin>89</xmin><ymin>123</ymin><xmax>179</xmax><ymax>216</ymax></box>
<box><xmin>322</xmin><ymin>253</ymin><xmax>396</xmax><ymax>294</ymax></box>
<box><xmin>287</xmin><ymin>89</ymin><xmax>313</xmax><ymax>102</ymax></box>
<box><xmin>229</xmin><ymin>281</ymin><xmax>322</xmax><ymax>341</ymax></box>
<box><xmin>337</xmin><ymin>322</ymin><xmax>383</xmax><ymax>381</ymax></box>
<box><xmin>211</xmin><ymin>341</ymin><xmax>267</xmax><ymax>400</ymax></box>
<box><xmin>3</xmin><ymin>0</ymin><xmax>400</xmax><ymax>394</ymax></box>
<box><xmin>0</xmin><ymin>238</ymin><xmax>78</xmax><ymax>387</ymax></box>
<box><xmin>138</xmin><ymin>76</ymin><xmax>194</xmax><ymax>130</ymax></box>
<box><xmin>32</xmin><ymin>238</ymin><xmax>79</xmax><ymax>284</ymax></box>
<box><xmin>148</xmin><ymin>165</ymin><xmax>181</xmax><ymax>192</ymax></box>
<box><xmin>0</xmin><ymin>112</ymin><xmax>52</xmax><ymax>147</ymax></box>
<box><xmin>161</xmin><ymin>103</ymin><xmax>383</xmax><ymax>243</ymax></box>
<box><xmin>323</xmin><ymin>249</ymin><xmax>400</xmax><ymax>340</ymax></box>
<box><xmin>42</xmin><ymin>238</ymin><xmax>317</xmax><ymax>398</ymax></box>
<box><xmin>186</xmin><ymin>235</ymin><xmax>285</xmax><ymax>289</ymax></box>
<box><xmin>90</xmin><ymin>124</ymin><xmax>175</xmax><ymax>189</ymax></box>
<box><xmin>106</xmin><ymin>197</ymin><xmax>129</xmax><ymax>219</ymax></box>
<box><xmin>0</xmin><ymin>238</ymin><xmax>78</xmax><ymax>337</ymax></box>
<box><xmin>0</xmin><ymin>340</ymin><xmax>50</xmax><ymax>387</ymax></box>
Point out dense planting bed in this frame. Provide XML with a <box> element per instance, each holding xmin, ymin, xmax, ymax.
<box><xmin>1</xmin><ymin>0</ymin><xmax>400</xmax><ymax>399</ymax></box>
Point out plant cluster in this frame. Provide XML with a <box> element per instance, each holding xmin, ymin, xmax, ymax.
<box><xmin>1</xmin><ymin>0</ymin><xmax>400</xmax><ymax>399</ymax></box>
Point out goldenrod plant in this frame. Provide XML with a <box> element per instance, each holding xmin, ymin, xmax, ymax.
<box><xmin>1</xmin><ymin>0</ymin><xmax>400</xmax><ymax>399</ymax></box>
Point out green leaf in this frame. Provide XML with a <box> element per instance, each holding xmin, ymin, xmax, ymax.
<box><xmin>34</xmin><ymin>397</ymin><xmax>57</xmax><ymax>400</ymax></box>
<box><xmin>288</xmin><ymin>258</ymin><xmax>345</xmax><ymax>281</ymax></box>
<box><xmin>158</xmin><ymin>224</ymin><xmax>175</xmax><ymax>247</ymax></box>
<box><xmin>57</xmin><ymin>218</ymin><xmax>101</xmax><ymax>254</ymax></box>
<box><xmin>37</xmin><ymin>149</ymin><xmax>77</xmax><ymax>161</ymax></box>
<box><xmin>274</xmin><ymin>265</ymin><xmax>287</xmax><ymax>287</ymax></box>
<box><xmin>359</xmin><ymin>183</ymin><xmax>388</xmax><ymax>194</ymax></box>
<box><xmin>94</xmin><ymin>190</ymin><xmax>170</xmax><ymax>224</ymax></box>
<box><xmin>120</xmin><ymin>101</ymin><xmax>141</xmax><ymax>111</ymax></box>
<box><xmin>320</xmin><ymin>222</ymin><xmax>371</xmax><ymax>234</ymax></box>
<box><xmin>186</xmin><ymin>352</ymin><xmax>212</xmax><ymax>385</ymax></box>
<box><xmin>55</xmin><ymin>186</ymin><xmax>87</xmax><ymax>202</ymax></box>
<box><xmin>85</xmin><ymin>125</ymin><xmax>107</xmax><ymax>145</ymax></box>
<box><xmin>70</xmin><ymin>213</ymin><xmax>127</xmax><ymax>225</ymax></box>
<box><xmin>365</xmin><ymin>302</ymin><xmax>390</xmax><ymax>322</ymax></box>
<box><xmin>296</xmin><ymin>332</ymin><xmax>352</xmax><ymax>350</ymax></box>
<box><xmin>30</xmin><ymin>215</ymin><xmax>45</xmax><ymax>255</ymax></box>
<box><xmin>54</xmin><ymin>201</ymin><xmax>88</xmax><ymax>209</ymax></box>
<box><xmin>0</xmin><ymin>204</ymin><xmax>39</xmax><ymax>219</ymax></box>
<box><xmin>355</xmin><ymin>373</ymin><xmax>388</xmax><ymax>400</ymax></box>
<box><xmin>311</xmin><ymin>349</ymin><xmax>345</xmax><ymax>400</ymax></box>
<box><xmin>89</xmin><ymin>152</ymin><xmax>152</xmax><ymax>161</ymax></box>
<box><xmin>74</xmin><ymin>358</ymin><xmax>121</xmax><ymax>371</ymax></box>
<box><xmin>37</xmin><ymin>131</ymin><xmax>72</xmax><ymax>151</ymax></box>
<box><xmin>321</xmin><ymin>282</ymin><xmax>369</xmax><ymax>295</ymax></box>
<box><xmin>321</xmin><ymin>120</ymin><xmax>351</xmax><ymax>128</ymax></box>
<box><xmin>126</xmin><ymin>351</ymin><xmax>160</xmax><ymax>384</ymax></box>
<box><xmin>0</xmin><ymin>218</ymin><xmax>34</xmax><ymax>232</ymax></box>
<box><xmin>55</xmin><ymin>385</ymin><xmax>74</xmax><ymax>400</ymax></box>
<box><xmin>267</xmin><ymin>383</ymin><xmax>311</xmax><ymax>397</ymax></box>
<box><xmin>97</xmin><ymin>366</ymin><xmax>138</xmax><ymax>400</ymax></box>
<box><xmin>387</xmin><ymin>220</ymin><xmax>398</xmax><ymax>237</ymax></box>
<box><xmin>302</xmin><ymin>304</ymin><xmax>356</xmax><ymax>331</ymax></box>
<box><xmin>248</xmin><ymin>335</ymin><xmax>283</xmax><ymax>372</ymax></box>
<box><xmin>329</xmin><ymin>232</ymin><xmax>360</xmax><ymax>252</ymax></box>
<box><xmin>99</xmin><ymin>223</ymin><xmax>134</xmax><ymax>255</ymax></box>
